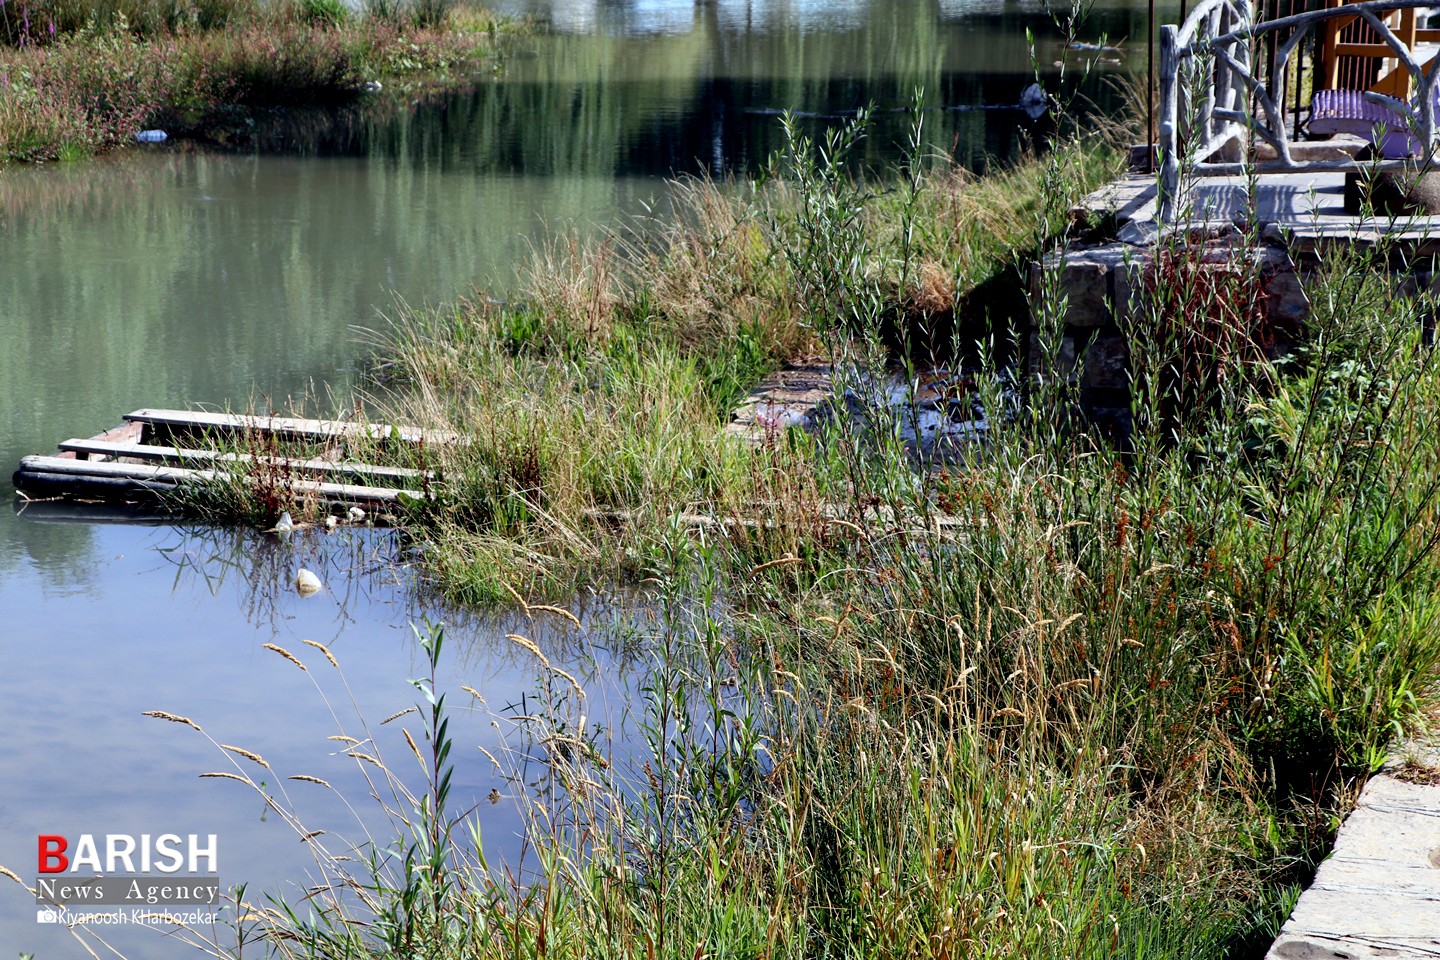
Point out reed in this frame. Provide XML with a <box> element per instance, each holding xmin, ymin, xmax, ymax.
<box><xmin>26</xmin><ymin>34</ymin><xmax>1440</xmax><ymax>960</ymax></box>
<box><xmin>77</xmin><ymin>222</ymin><xmax>1440</xmax><ymax>957</ymax></box>
<box><xmin>290</xmin><ymin>103</ymin><xmax>1439</xmax><ymax>960</ymax></box>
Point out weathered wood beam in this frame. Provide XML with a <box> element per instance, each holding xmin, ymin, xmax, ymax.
<box><xmin>14</xmin><ymin>455</ymin><xmax>431</xmax><ymax>507</ymax></box>
<box><xmin>57</xmin><ymin>438</ymin><xmax>433</xmax><ymax>484</ymax></box>
<box><xmin>123</xmin><ymin>408</ymin><xmax>458</xmax><ymax>447</ymax></box>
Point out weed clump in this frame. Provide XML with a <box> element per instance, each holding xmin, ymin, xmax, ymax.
<box><xmin>301</xmin><ymin>109</ymin><xmax>1440</xmax><ymax>960</ymax></box>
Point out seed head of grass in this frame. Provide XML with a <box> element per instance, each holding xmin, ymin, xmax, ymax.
<box><xmin>302</xmin><ymin>639</ymin><xmax>340</xmax><ymax>668</ymax></box>
<box><xmin>508</xmin><ymin>633</ymin><xmax>549</xmax><ymax>667</ymax></box>
<box><xmin>142</xmin><ymin>710</ymin><xmax>204</xmax><ymax>732</ymax></box>
<box><xmin>549</xmin><ymin>666</ymin><xmax>585</xmax><ymax>699</ymax></box>
<box><xmin>403</xmin><ymin>728</ymin><xmax>427</xmax><ymax>769</ymax></box>
<box><xmin>220</xmin><ymin>744</ymin><xmax>271</xmax><ymax>769</ymax></box>
<box><xmin>289</xmin><ymin>775</ymin><xmax>333</xmax><ymax>788</ymax></box>
<box><xmin>262</xmin><ymin>643</ymin><xmax>308</xmax><ymax>672</ymax></box>
<box><xmin>529</xmin><ymin>603</ymin><xmax>582</xmax><ymax>628</ymax></box>
<box><xmin>382</xmin><ymin>707</ymin><xmax>417</xmax><ymax>725</ymax></box>
<box><xmin>345</xmin><ymin>751</ymin><xmax>386</xmax><ymax>769</ymax></box>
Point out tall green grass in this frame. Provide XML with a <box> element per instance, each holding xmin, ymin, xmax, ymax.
<box><xmin>359</xmin><ymin>121</ymin><xmax>1118</xmax><ymax>601</ymax></box>
<box><xmin>270</xmin><ymin>115</ymin><xmax>1439</xmax><ymax>958</ymax></box>
<box><xmin>66</xmin><ymin>71</ymin><xmax>1440</xmax><ymax>960</ymax></box>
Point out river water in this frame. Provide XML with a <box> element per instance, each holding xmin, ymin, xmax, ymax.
<box><xmin>0</xmin><ymin>1</ymin><xmax>1163</xmax><ymax>955</ymax></box>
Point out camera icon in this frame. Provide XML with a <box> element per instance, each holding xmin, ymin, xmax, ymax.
<box><xmin>36</xmin><ymin>908</ymin><xmax>60</xmax><ymax>924</ymax></box>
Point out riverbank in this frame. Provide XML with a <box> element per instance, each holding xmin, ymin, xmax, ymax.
<box><xmin>153</xmin><ymin>102</ymin><xmax>1440</xmax><ymax>958</ymax></box>
<box><xmin>0</xmin><ymin>0</ymin><xmax>522</xmax><ymax>161</ymax></box>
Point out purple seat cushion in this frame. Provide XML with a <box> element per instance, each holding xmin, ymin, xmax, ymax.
<box><xmin>1311</xmin><ymin>87</ymin><xmax>1434</xmax><ymax>157</ymax></box>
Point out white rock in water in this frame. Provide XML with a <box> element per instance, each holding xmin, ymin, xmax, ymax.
<box><xmin>274</xmin><ymin>510</ymin><xmax>295</xmax><ymax>533</ymax></box>
<box><xmin>324</xmin><ymin>515</ymin><xmax>338</xmax><ymax>531</ymax></box>
<box><xmin>295</xmin><ymin>567</ymin><xmax>322</xmax><ymax>597</ymax></box>
<box><xmin>347</xmin><ymin>506</ymin><xmax>366</xmax><ymax>523</ymax></box>
<box><xmin>754</xmin><ymin>402</ymin><xmax>809</xmax><ymax>431</ymax></box>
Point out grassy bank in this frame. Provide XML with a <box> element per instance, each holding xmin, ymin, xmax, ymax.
<box><xmin>89</xmin><ymin>107</ymin><xmax>1440</xmax><ymax>958</ymax></box>
<box><xmin>0</xmin><ymin>0</ymin><xmax>521</xmax><ymax>161</ymax></box>
<box><xmin>346</xmin><ymin>123</ymin><xmax>1121</xmax><ymax>604</ymax></box>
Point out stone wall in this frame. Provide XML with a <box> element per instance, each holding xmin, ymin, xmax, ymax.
<box><xmin>1027</xmin><ymin>233</ymin><xmax>1310</xmax><ymax>437</ymax></box>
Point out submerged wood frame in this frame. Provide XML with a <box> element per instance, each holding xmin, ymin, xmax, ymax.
<box><xmin>13</xmin><ymin>409</ymin><xmax>448</xmax><ymax>511</ymax></box>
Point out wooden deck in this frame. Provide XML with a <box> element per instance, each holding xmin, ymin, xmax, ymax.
<box><xmin>13</xmin><ymin>408</ymin><xmax>447</xmax><ymax>513</ymax></box>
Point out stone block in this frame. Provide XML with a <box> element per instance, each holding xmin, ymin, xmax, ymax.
<box><xmin>1031</xmin><ymin>245</ymin><xmax>1132</xmax><ymax>329</ymax></box>
<box><xmin>1259</xmin><ymin>248</ymin><xmax>1309</xmax><ymax>331</ymax></box>
<box><xmin>1077</xmin><ymin>329</ymin><xmax>1130</xmax><ymax>393</ymax></box>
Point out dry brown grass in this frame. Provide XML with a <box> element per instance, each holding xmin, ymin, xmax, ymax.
<box><xmin>524</xmin><ymin>234</ymin><xmax>621</xmax><ymax>345</ymax></box>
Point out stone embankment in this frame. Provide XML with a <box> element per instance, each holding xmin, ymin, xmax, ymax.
<box><xmin>1266</xmin><ymin>745</ymin><xmax>1440</xmax><ymax>959</ymax></box>
<box><xmin>1033</xmin><ymin>170</ymin><xmax>1440</xmax><ymax>436</ymax></box>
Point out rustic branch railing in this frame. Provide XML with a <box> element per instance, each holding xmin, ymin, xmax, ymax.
<box><xmin>1159</xmin><ymin>0</ymin><xmax>1440</xmax><ymax>222</ymax></box>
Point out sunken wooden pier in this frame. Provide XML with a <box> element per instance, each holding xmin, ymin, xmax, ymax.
<box><xmin>13</xmin><ymin>408</ymin><xmax>452</xmax><ymax>511</ymax></box>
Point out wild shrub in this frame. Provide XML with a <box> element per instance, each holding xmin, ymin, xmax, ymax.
<box><xmin>0</xmin><ymin>0</ymin><xmax>516</xmax><ymax>160</ymax></box>
<box><xmin>295</xmin><ymin>0</ymin><xmax>346</xmax><ymax>28</ymax></box>
<box><xmin>0</xmin><ymin>22</ymin><xmax>229</xmax><ymax>159</ymax></box>
<box><xmin>0</xmin><ymin>0</ymin><xmax>253</xmax><ymax>44</ymax></box>
<box><xmin>410</xmin><ymin>0</ymin><xmax>449</xmax><ymax>29</ymax></box>
<box><xmin>198</xmin><ymin>23</ymin><xmax>360</xmax><ymax>105</ymax></box>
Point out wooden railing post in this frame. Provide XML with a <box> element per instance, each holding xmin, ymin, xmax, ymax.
<box><xmin>1321</xmin><ymin>0</ymin><xmax>1343</xmax><ymax>90</ymax></box>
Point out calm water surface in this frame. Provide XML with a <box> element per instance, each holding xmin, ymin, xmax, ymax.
<box><xmin>0</xmin><ymin>0</ymin><xmax>1168</xmax><ymax>955</ymax></box>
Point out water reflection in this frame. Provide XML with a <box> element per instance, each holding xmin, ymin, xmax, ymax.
<box><xmin>0</xmin><ymin>517</ymin><xmax>644</xmax><ymax>958</ymax></box>
<box><xmin>0</xmin><ymin>147</ymin><xmax>672</xmax><ymax>583</ymax></box>
<box><xmin>152</xmin><ymin>523</ymin><xmax>415</xmax><ymax>638</ymax></box>
<box><xmin>503</xmin><ymin>0</ymin><xmax>1036</xmax><ymax>34</ymax></box>
<box><xmin>323</xmin><ymin>0</ymin><xmax>1154</xmax><ymax>175</ymax></box>
<box><xmin>69</xmin><ymin>0</ymin><xmax>1157</xmax><ymax>177</ymax></box>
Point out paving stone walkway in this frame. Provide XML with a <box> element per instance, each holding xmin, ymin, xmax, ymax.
<box><xmin>1086</xmin><ymin>172</ymin><xmax>1440</xmax><ymax>254</ymax></box>
<box><xmin>1267</xmin><ymin>745</ymin><xmax>1440</xmax><ymax>960</ymax></box>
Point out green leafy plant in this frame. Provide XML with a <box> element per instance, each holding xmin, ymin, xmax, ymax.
<box><xmin>296</xmin><ymin>0</ymin><xmax>346</xmax><ymax>27</ymax></box>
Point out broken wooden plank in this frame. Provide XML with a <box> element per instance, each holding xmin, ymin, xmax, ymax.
<box><xmin>123</xmin><ymin>408</ymin><xmax>458</xmax><ymax>447</ymax></box>
<box><xmin>85</xmin><ymin>420</ymin><xmax>144</xmax><ymax>448</ymax></box>
<box><xmin>57</xmin><ymin>438</ymin><xmax>434</xmax><ymax>484</ymax></box>
<box><xmin>20</xmin><ymin>455</ymin><xmax>212</xmax><ymax>485</ymax></box>
<box><xmin>583</xmin><ymin>503</ymin><xmax>974</xmax><ymax>532</ymax></box>
<box><xmin>15</xmin><ymin>455</ymin><xmax>432</xmax><ymax>507</ymax></box>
